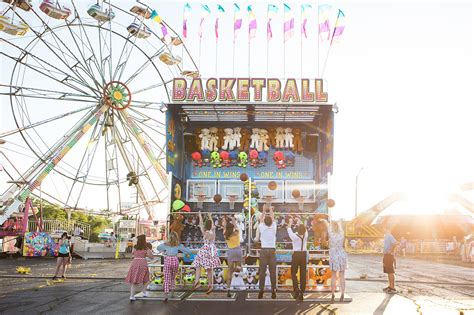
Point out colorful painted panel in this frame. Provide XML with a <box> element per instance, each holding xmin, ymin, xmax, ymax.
<box><xmin>23</xmin><ymin>232</ymin><xmax>57</xmax><ymax>257</ymax></box>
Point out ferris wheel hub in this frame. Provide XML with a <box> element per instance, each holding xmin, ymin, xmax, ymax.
<box><xmin>103</xmin><ymin>81</ymin><xmax>131</xmax><ymax>111</ymax></box>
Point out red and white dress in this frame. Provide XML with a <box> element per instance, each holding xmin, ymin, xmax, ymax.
<box><xmin>193</xmin><ymin>231</ymin><xmax>221</xmax><ymax>269</ymax></box>
<box><xmin>125</xmin><ymin>249</ymin><xmax>151</xmax><ymax>284</ymax></box>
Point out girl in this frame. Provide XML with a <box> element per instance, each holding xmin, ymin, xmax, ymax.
<box><xmin>53</xmin><ymin>232</ymin><xmax>71</xmax><ymax>280</ymax></box>
<box><xmin>328</xmin><ymin>220</ymin><xmax>347</xmax><ymax>302</ymax></box>
<box><xmin>125</xmin><ymin>234</ymin><xmax>154</xmax><ymax>301</ymax></box>
<box><xmin>223</xmin><ymin>215</ymin><xmax>243</xmax><ymax>297</ymax></box>
<box><xmin>156</xmin><ymin>231</ymin><xmax>191</xmax><ymax>301</ymax></box>
<box><xmin>192</xmin><ymin>212</ymin><xmax>221</xmax><ymax>294</ymax></box>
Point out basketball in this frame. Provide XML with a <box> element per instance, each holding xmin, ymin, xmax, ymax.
<box><xmin>327</xmin><ymin>199</ymin><xmax>336</xmax><ymax>208</ymax></box>
<box><xmin>268</xmin><ymin>181</ymin><xmax>278</xmax><ymax>191</ymax></box>
<box><xmin>213</xmin><ymin>194</ymin><xmax>222</xmax><ymax>204</ymax></box>
<box><xmin>240</xmin><ymin>173</ymin><xmax>249</xmax><ymax>182</ymax></box>
<box><xmin>292</xmin><ymin>189</ymin><xmax>301</xmax><ymax>198</ymax></box>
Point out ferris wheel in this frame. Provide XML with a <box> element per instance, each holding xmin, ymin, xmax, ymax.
<box><xmin>0</xmin><ymin>0</ymin><xmax>198</xmax><ymax>221</ymax></box>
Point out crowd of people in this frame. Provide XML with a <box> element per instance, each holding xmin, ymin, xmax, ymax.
<box><xmin>124</xmin><ymin>205</ymin><xmax>352</xmax><ymax>302</ymax></box>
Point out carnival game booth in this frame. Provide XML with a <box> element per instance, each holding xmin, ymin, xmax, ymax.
<box><xmin>149</xmin><ymin>78</ymin><xmax>336</xmax><ymax>293</ymax></box>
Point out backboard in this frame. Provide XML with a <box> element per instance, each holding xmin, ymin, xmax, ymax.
<box><xmin>254</xmin><ymin>180</ymin><xmax>284</xmax><ymax>203</ymax></box>
<box><xmin>217</xmin><ymin>180</ymin><xmax>244</xmax><ymax>202</ymax></box>
<box><xmin>186</xmin><ymin>179</ymin><xmax>217</xmax><ymax>202</ymax></box>
<box><xmin>285</xmin><ymin>180</ymin><xmax>316</xmax><ymax>203</ymax></box>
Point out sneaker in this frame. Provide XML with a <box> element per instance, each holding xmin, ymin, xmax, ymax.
<box><xmin>258</xmin><ymin>291</ymin><xmax>264</xmax><ymax>299</ymax></box>
<box><xmin>129</xmin><ymin>296</ymin><xmax>136</xmax><ymax>301</ymax></box>
<box><xmin>142</xmin><ymin>291</ymin><xmax>148</xmax><ymax>297</ymax></box>
<box><xmin>387</xmin><ymin>288</ymin><xmax>397</xmax><ymax>294</ymax></box>
<box><xmin>271</xmin><ymin>290</ymin><xmax>276</xmax><ymax>299</ymax></box>
<box><xmin>382</xmin><ymin>286</ymin><xmax>390</xmax><ymax>292</ymax></box>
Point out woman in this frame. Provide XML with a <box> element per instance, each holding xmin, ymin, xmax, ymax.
<box><xmin>192</xmin><ymin>212</ymin><xmax>221</xmax><ymax>294</ymax></box>
<box><xmin>328</xmin><ymin>220</ymin><xmax>347</xmax><ymax>302</ymax></box>
<box><xmin>223</xmin><ymin>215</ymin><xmax>243</xmax><ymax>297</ymax></box>
<box><xmin>125</xmin><ymin>234</ymin><xmax>154</xmax><ymax>301</ymax></box>
<box><xmin>53</xmin><ymin>232</ymin><xmax>71</xmax><ymax>280</ymax></box>
<box><xmin>156</xmin><ymin>231</ymin><xmax>191</xmax><ymax>301</ymax></box>
<box><xmin>287</xmin><ymin>217</ymin><xmax>308</xmax><ymax>301</ymax></box>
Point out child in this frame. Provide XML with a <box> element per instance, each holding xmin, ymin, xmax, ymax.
<box><xmin>193</xmin><ymin>212</ymin><xmax>221</xmax><ymax>294</ymax></box>
<box><xmin>125</xmin><ymin>235</ymin><xmax>154</xmax><ymax>301</ymax></box>
<box><xmin>156</xmin><ymin>232</ymin><xmax>191</xmax><ymax>301</ymax></box>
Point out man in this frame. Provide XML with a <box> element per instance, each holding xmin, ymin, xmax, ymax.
<box><xmin>287</xmin><ymin>217</ymin><xmax>308</xmax><ymax>301</ymax></box>
<box><xmin>383</xmin><ymin>226</ymin><xmax>398</xmax><ymax>294</ymax></box>
<box><xmin>258</xmin><ymin>204</ymin><xmax>277</xmax><ymax>299</ymax></box>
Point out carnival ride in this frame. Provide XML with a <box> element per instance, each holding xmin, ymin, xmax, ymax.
<box><xmin>0</xmin><ymin>0</ymin><xmax>198</xmax><ymax>231</ymax></box>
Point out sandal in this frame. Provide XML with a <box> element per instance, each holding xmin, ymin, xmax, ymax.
<box><xmin>206</xmin><ymin>286</ymin><xmax>213</xmax><ymax>295</ymax></box>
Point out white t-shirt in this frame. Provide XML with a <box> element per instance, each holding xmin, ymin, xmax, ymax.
<box><xmin>259</xmin><ymin>222</ymin><xmax>276</xmax><ymax>249</ymax></box>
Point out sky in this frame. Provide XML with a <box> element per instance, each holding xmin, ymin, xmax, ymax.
<box><xmin>0</xmin><ymin>0</ymin><xmax>473</xmax><ymax>220</ymax></box>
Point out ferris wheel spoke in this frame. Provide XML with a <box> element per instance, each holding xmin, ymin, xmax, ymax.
<box><xmin>123</xmin><ymin>47</ymin><xmax>167</xmax><ymax>86</ymax></box>
<box><xmin>4</xmin><ymin>84</ymin><xmax>96</xmax><ymax>100</ymax></box>
<box><xmin>121</xmin><ymin>111</ymin><xmax>166</xmax><ymax>161</ymax></box>
<box><xmin>64</xmin><ymin>113</ymin><xmax>103</xmax><ymax>206</ymax></box>
<box><xmin>111</xmin><ymin>32</ymin><xmax>140</xmax><ymax>83</ymax></box>
<box><xmin>130</xmin><ymin>79</ymin><xmax>173</xmax><ymax>96</ymax></box>
<box><xmin>15</xmin><ymin>8</ymin><xmax>101</xmax><ymax>95</ymax></box>
<box><xmin>127</xmin><ymin>106</ymin><xmax>166</xmax><ymax>129</ymax></box>
<box><xmin>0</xmin><ymin>104</ymin><xmax>96</xmax><ymax>138</ymax></box>
<box><xmin>2</xmin><ymin>52</ymin><xmax>94</xmax><ymax>100</ymax></box>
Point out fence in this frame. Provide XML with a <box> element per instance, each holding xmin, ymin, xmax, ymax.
<box><xmin>28</xmin><ymin>219</ymin><xmax>91</xmax><ymax>240</ymax></box>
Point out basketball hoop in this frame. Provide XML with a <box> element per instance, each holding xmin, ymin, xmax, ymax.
<box><xmin>227</xmin><ymin>194</ymin><xmax>238</xmax><ymax>210</ymax></box>
<box><xmin>296</xmin><ymin>196</ymin><xmax>305</xmax><ymax>211</ymax></box>
<box><xmin>263</xmin><ymin>195</ymin><xmax>274</xmax><ymax>206</ymax></box>
<box><xmin>196</xmin><ymin>194</ymin><xmax>206</xmax><ymax>209</ymax></box>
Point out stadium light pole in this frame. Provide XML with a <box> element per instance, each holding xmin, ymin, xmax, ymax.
<box><xmin>355</xmin><ymin>167</ymin><xmax>366</xmax><ymax>218</ymax></box>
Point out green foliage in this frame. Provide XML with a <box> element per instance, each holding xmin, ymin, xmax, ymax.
<box><xmin>31</xmin><ymin>199</ymin><xmax>111</xmax><ymax>242</ymax></box>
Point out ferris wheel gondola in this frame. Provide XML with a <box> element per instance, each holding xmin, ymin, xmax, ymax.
<box><xmin>0</xmin><ymin>0</ymin><xmax>199</xmax><ymax>224</ymax></box>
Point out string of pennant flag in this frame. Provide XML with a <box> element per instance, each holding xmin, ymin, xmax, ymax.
<box><xmin>176</xmin><ymin>3</ymin><xmax>346</xmax><ymax>45</ymax></box>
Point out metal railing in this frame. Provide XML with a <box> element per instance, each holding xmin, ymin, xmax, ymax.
<box><xmin>28</xmin><ymin>219</ymin><xmax>91</xmax><ymax>240</ymax></box>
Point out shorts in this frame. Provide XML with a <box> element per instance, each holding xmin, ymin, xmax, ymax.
<box><xmin>227</xmin><ymin>247</ymin><xmax>243</xmax><ymax>263</ymax></box>
<box><xmin>383</xmin><ymin>254</ymin><xmax>395</xmax><ymax>274</ymax></box>
<box><xmin>58</xmin><ymin>252</ymin><xmax>69</xmax><ymax>258</ymax></box>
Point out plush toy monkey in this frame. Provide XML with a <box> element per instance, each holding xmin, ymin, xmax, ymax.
<box><xmin>209</xmin><ymin>127</ymin><xmax>219</xmax><ymax>152</ymax></box>
<box><xmin>292</xmin><ymin>128</ymin><xmax>304</xmax><ymax>154</ymax></box>
<box><xmin>268</xmin><ymin>128</ymin><xmax>277</xmax><ymax>148</ymax></box>
<box><xmin>240</xmin><ymin>129</ymin><xmax>250</xmax><ymax>152</ymax></box>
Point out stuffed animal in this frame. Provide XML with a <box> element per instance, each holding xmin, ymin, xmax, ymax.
<box><xmin>258</xmin><ymin>129</ymin><xmax>270</xmax><ymax>152</ymax></box>
<box><xmin>222</xmin><ymin>128</ymin><xmax>235</xmax><ymax>151</ymax></box>
<box><xmin>258</xmin><ymin>151</ymin><xmax>268</xmax><ymax>167</ymax></box>
<box><xmin>209</xmin><ymin>127</ymin><xmax>219</xmax><ymax>152</ymax></box>
<box><xmin>210</xmin><ymin>151</ymin><xmax>221</xmax><ymax>168</ymax></box>
<box><xmin>191</xmin><ymin>151</ymin><xmax>202</xmax><ymax>167</ymax></box>
<box><xmin>214</xmin><ymin>267</ymin><xmax>226</xmax><ymax>290</ymax></box>
<box><xmin>240</xmin><ymin>128</ymin><xmax>250</xmax><ymax>152</ymax></box>
<box><xmin>285</xmin><ymin>151</ymin><xmax>295</xmax><ymax>167</ymax></box>
<box><xmin>201</xmin><ymin>149</ymin><xmax>211</xmax><ymax>166</ymax></box>
<box><xmin>230</xmin><ymin>271</ymin><xmax>246</xmax><ymax>290</ymax></box>
<box><xmin>268</xmin><ymin>127</ymin><xmax>277</xmax><ymax>148</ymax></box>
<box><xmin>170</xmin><ymin>214</ymin><xmax>184</xmax><ymax>240</ymax></box>
<box><xmin>292</xmin><ymin>128</ymin><xmax>304</xmax><ymax>153</ymax></box>
<box><xmin>220</xmin><ymin>151</ymin><xmax>230</xmax><ymax>167</ymax></box>
<box><xmin>284</xmin><ymin>128</ymin><xmax>294</xmax><ymax>149</ymax></box>
<box><xmin>217</xmin><ymin>128</ymin><xmax>225</xmax><ymax>149</ymax></box>
<box><xmin>312</xmin><ymin>216</ymin><xmax>329</xmax><ymax>248</ymax></box>
<box><xmin>233</xmin><ymin>127</ymin><xmax>242</xmax><ymax>149</ymax></box>
<box><xmin>229</xmin><ymin>150</ymin><xmax>239</xmax><ymax>166</ymax></box>
<box><xmin>249</xmin><ymin>149</ymin><xmax>259</xmax><ymax>168</ymax></box>
<box><xmin>195</xmin><ymin>128</ymin><xmax>202</xmax><ymax>149</ymax></box>
<box><xmin>238</xmin><ymin>151</ymin><xmax>248</xmax><ymax>167</ymax></box>
<box><xmin>275</xmin><ymin>127</ymin><xmax>285</xmax><ymax>149</ymax></box>
<box><xmin>245</xmin><ymin>267</ymin><xmax>259</xmax><ymax>290</ymax></box>
<box><xmin>273</xmin><ymin>151</ymin><xmax>286</xmax><ymax>169</ymax></box>
<box><xmin>250</xmin><ymin>128</ymin><xmax>260</xmax><ymax>150</ymax></box>
<box><xmin>199</xmin><ymin>128</ymin><xmax>211</xmax><ymax>151</ymax></box>
<box><xmin>234</xmin><ymin>213</ymin><xmax>245</xmax><ymax>243</ymax></box>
